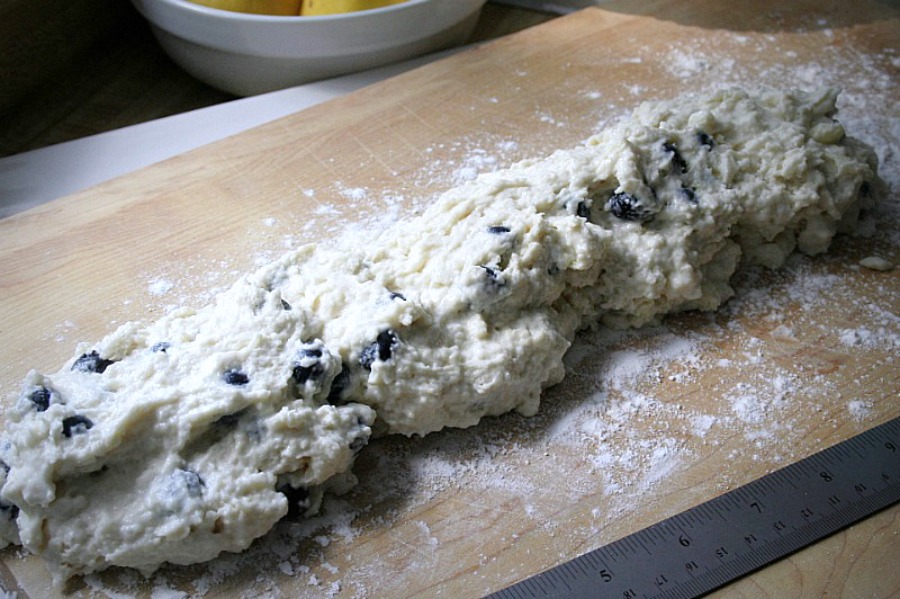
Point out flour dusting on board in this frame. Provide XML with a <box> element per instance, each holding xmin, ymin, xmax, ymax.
<box><xmin>18</xmin><ymin>20</ymin><xmax>898</xmax><ymax>599</ymax></box>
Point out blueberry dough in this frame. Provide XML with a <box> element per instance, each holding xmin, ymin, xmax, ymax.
<box><xmin>0</xmin><ymin>88</ymin><xmax>881</xmax><ymax>582</ymax></box>
<box><xmin>1</xmin><ymin>281</ymin><xmax>375</xmax><ymax>582</ymax></box>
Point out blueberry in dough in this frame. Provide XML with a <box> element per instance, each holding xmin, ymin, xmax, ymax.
<box><xmin>292</xmin><ymin>346</ymin><xmax>325</xmax><ymax>384</ymax></box>
<box><xmin>389</xmin><ymin>291</ymin><xmax>406</xmax><ymax>301</ymax></box>
<box><xmin>576</xmin><ymin>201</ymin><xmax>590</xmax><ymax>219</ymax></box>
<box><xmin>487</xmin><ymin>225</ymin><xmax>511</xmax><ymax>234</ymax></box>
<box><xmin>859</xmin><ymin>180</ymin><xmax>876</xmax><ymax>199</ymax></box>
<box><xmin>326</xmin><ymin>367</ymin><xmax>351</xmax><ymax>404</ymax></box>
<box><xmin>0</xmin><ymin>499</ymin><xmax>18</xmax><ymax>520</ymax></box>
<box><xmin>663</xmin><ymin>142</ymin><xmax>688</xmax><ymax>173</ymax></box>
<box><xmin>71</xmin><ymin>351</ymin><xmax>115</xmax><ymax>374</ymax></box>
<box><xmin>28</xmin><ymin>387</ymin><xmax>51</xmax><ymax>412</ymax></box>
<box><xmin>375</xmin><ymin>330</ymin><xmax>398</xmax><ymax>360</ymax></box>
<box><xmin>680</xmin><ymin>187</ymin><xmax>697</xmax><ymax>203</ymax></box>
<box><xmin>223</xmin><ymin>369</ymin><xmax>249</xmax><ymax>386</ymax></box>
<box><xmin>280</xmin><ymin>299</ymin><xmax>292</xmax><ymax>310</ymax></box>
<box><xmin>300</xmin><ymin>346</ymin><xmax>323</xmax><ymax>359</ymax></box>
<box><xmin>696</xmin><ymin>131</ymin><xmax>715</xmax><ymax>149</ymax></box>
<box><xmin>359</xmin><ymin>330</ymin><xmax>398</xmax><ymax>369</ymax></box>
<box><xmin>62</xmin><ymin>415</ymin><xmax>93</xmax><ymax>438</ymax></box>
<box><xmin>151</xmin><ymin>342</ymin><xmax>170</xmax><ymax>353</ymax></box>
<box><xmin>606</xmin><ymin>192</ymin><xmax>656</xmax><ymax>223</ymax></box>
<box><xmin>175</xmin><ymin>468</ymin><xmax>205</xmax><ymax>498</ymax></box>
<box><xmin>480</xmin><ymin>265</ymin><xmax>505</xmax><ymax>287</ymax></box>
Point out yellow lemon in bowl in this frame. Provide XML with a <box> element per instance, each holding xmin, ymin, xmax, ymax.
<box><xmin>300</xmin><ymin>0</ymin><xmax>408</xmax><ymax>15</ymax></box>
<box><xmin>186</xmin><ymin>0</ymin><xmax>302</xmax><ymax>15</ymax></box>
<box><xmin>185</xmin><ymin>0</ymin><xmax>408</xmax><ymax>15</ymax></box>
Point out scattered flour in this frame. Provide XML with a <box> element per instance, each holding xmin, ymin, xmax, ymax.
<box><xmin>338</xmin><ymin>186</ymin><xmax>368</xmax><ymax>201</ymax></box>
<box><xmin>147</xmin><ymin>278</ymin><xmax>173</xmax><ymax>296</ymax></box>
<box><xmin>847</xmin><ymin>400</ymin><xmax>874</xmax><ymax>421</ymax></box>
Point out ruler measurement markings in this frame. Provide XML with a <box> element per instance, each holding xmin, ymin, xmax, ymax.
<box><xmin>649</xmin><ymin>527</ymin><xmax>666</xmax><ymax>545</ymax></box>
<box><xmin>513</xmin><ymin>576</ymin><xmax>536</xmax><ymax>598</ymax></box>
<box><xmin>848</xmin><ymin>435</ymin><xmax>868</xmax><ymax>456</ymax></box>
<box><xmin>632</xmin><ymin>534</ymin><xmax>649</xmax><ymax>555</ymax></box>
<box><xmin>580</xmin><ymin>548</ymin><xmax>604</xmax><ymax>575</ymax></box>
<box><xmin>489</xmin><ymin>418</ymin><xmax>900</xmax><ymax>599</ymax></box>
<box><xmin>772</xmin><ymin>468</ymin><xmax>795</xmax><ymax>490</ymax></box>
<box><xmin>570</xmin><ymin>555</ymin><xmax>590</xmax><ymax>580</ymax></box>
<box><xmin>692</xmin><ymin>503</ymin><xmax>710</xmax><ymax>523</ymax></box>
<box><xmin>551</xmin><ymin>566</ymin><xmax>573</xmax><ymax>592</ymax></box>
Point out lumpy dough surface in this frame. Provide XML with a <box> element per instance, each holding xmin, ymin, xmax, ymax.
<box><xmin>0</xmin><ymin>88</ymin><xmax>882</xmax><ymax>582</ymax></box>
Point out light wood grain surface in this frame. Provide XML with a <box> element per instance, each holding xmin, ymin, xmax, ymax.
<box><xmin>1</xmin><ymin>1</ymin><xmax>898</xmax><ymax>597</ymax></box>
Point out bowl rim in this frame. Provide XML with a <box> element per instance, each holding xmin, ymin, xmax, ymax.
<box><xmin>132</xmin><ymin>0</ymin><xmax>486</xmax><ymax>57</ymax></box>
<box><xmin>156</xmin><ymin>0</ymin><xmax>433</xmax><ymax>21</ymax></box>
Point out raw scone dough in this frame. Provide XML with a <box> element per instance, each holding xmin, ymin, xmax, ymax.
<box><xmin>0</xmin><ymin>88</ymin><xmax>882</xmax><ymax>582</ymax></box>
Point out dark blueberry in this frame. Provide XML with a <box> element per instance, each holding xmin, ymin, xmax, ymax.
<box><xmin>281</xmin><ymin>299</ymin><xmax>292</xmax><ymax>310</ymax></box>
<box><xmin>359</xmin><ymin>330</ymin><xmax>398</xmax><ymax>370</ymax></box>
<box><xmin>663</xmin><ymin>142</ymin><xmax>688</xmax><ymax>174</ymax></box>
<box><xmin>291</xmin><ymin>364</ymin><xmax>318</xmax><ymax>385</ymax></box>
<box><xmin>0</xmin><ymin>460</ymin><xmax>9</xmax><ymax>474</ymax></box>
<box><xmin>326</xmin><ymin>367</ymin><xmax>351</xmax><ymax>405</ymax></box>
<box><xmin>277</xmin><ymin>484</ymin><xmax>311</xmax><ymax>518</ymax></box>
<box><xmin>29</xmin><ymin>387</ymin><xmax>52</xmax><ymax>412</ymax></box>
<box><xmin>389</xmin><ymin>291</ymin><xmax>407</xmax><ymax>301</ymax></box>
<box><xmin>175</xmin><ymin>468</ymin><xmax>205</xmax><ymax>498</ymax></box>
<box><xmin>606</xmin><ymin>192</ymin><xmax>655</xmax><ymax>223</ymax></box>
<box><xmin>679</xmin><ymin>187</ymin><xmax>697</xmax><ymax>203</ymax></box>
<box><xmin>696</xmin><ymin>131</ymin><xmax>715</xmax><ymax>150</ymax></box>
<box><xmin>71</xmin><ymin>350</ymin><xmax>115</xmax><ymax>374</ymax></box>
<box><xmin>487</xmin><ymin>225</ymin><xmax>511</xmax><ymax>234</ymax></box>
<box><xmin>0</xmin><ymin>499</ymin><xmax>19</xmax><ymax>521</ymax></box>
<box><xmin>576</xmin><ymin>201</ymin><xmax>590</xmax><ymax>219</ymax></box>
<box><xmin>375</xmin><ymin>330</ymin><xmax>397</xmax><ymax>361</ymax></box>
<box><xmin>480</xmin><ymin>265</ymin><xmax>505</xmax><ymax>287</ymax></box>
<box><xmin>223</xmin><ymin>369</ymin><xmax>249</xmax><ymax>386</ymax></box>
<box><xmin>151</xmin><ymin>342</ymin><xmax>170</xmax><ymax>353</ymax></box>
<box><xmin>292</xmin><ymin>346</ymin><xmax>325</xmax><ymax>385</ymax></box>
<box><xmin>62</xmin><ymin>415</ymin><xmax>93</xmax><ymax>438</ymax></box>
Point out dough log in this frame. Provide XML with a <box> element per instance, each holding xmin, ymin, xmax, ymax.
<box><xmin>0</xmin><ymin>88</ymin><xmax>882</xmax><ymax>582</ymax></box>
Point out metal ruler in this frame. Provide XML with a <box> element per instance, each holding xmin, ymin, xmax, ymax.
<box><xmin>489</xmin><ymin>416</ymin><xmax>900</xmax><ymax>599</ymax></box>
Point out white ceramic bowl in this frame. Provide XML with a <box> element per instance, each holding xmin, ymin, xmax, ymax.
<box><xmin>130</xmin><ymin>0</ymin><xmax>486</xmax><ymax>96</ymax></box>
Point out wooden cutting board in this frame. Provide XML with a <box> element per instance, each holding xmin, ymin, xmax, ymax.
<box><xmin>1</xmin><ymin>1</ymin><xmax>898</xmax><ymax>597</ymax></box>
